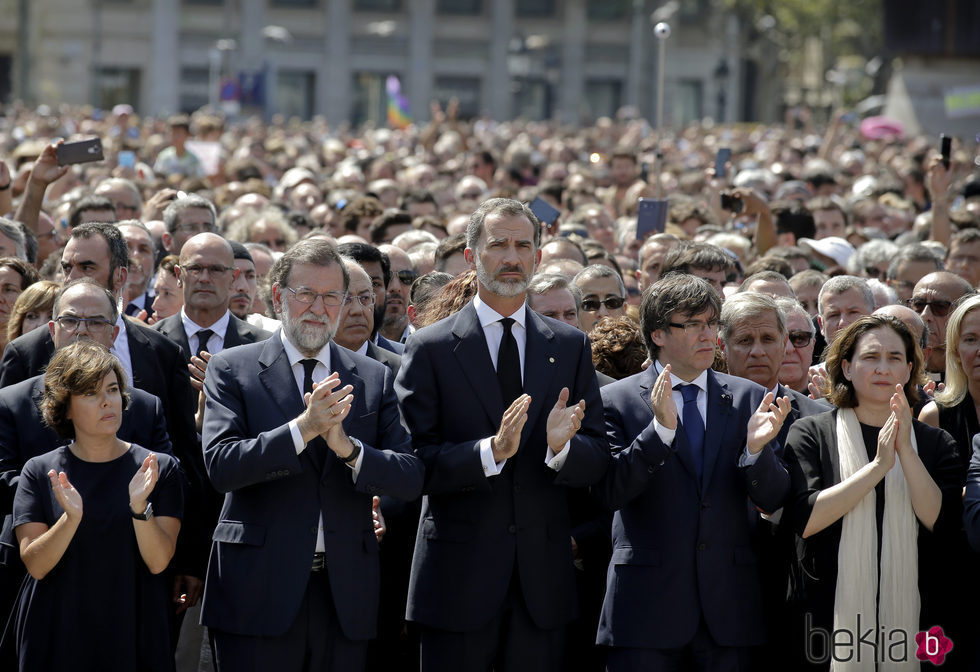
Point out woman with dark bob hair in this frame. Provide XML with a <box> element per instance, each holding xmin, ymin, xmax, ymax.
<box><xmin>782</xmin><ymin>315</ymin><xmax>961</xmax><ymax>670</ymax></box>
<box><xmin>7</xmin><ymin>340</ymin><xmax>183</xmax><ymax>671</ymax></box>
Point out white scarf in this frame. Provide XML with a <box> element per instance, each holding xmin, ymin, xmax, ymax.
<box><xmin>832</xmin><ymin>408</ymin><xmax>919</xmax><ymax>671</ymax></box>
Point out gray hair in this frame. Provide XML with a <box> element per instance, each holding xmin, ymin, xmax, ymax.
<box><xmin>0</xmin><ymin>218</ymin><xmax>27</xmax><ymax>260</ymax></box>
<box><xmin>572</xmin><ymin>264</ymin><xmax>626</xmax><ymax>298</ymax></box>
<box><xmin>163</xmin><ymin>194</ymin><xmax>217</xmax><ymax>234</ymax></box>
<box><xmin>847</xmin><ymin>239</ymin><xmax>899</xmax><ymax>275</ymax></box>
<box><xmin>720</xmin><ymin>292</ymin><xmax>786</xmax><ymax>343</ymax></box>
<box><xmin>527</xmin><ymin>272</ymin><xmax>583</xmax><ymax>310</ymax></box>
<box><xmin>268</xmin><ymin>238</ymin><xmax>348</xmax><ymax>294</ymax></box>
<box><xmin>465</xmin><ymin>198</ymin><xmax>541</xmax><ymax>251</ymax></box>
<box><xmin>818</xmin><ymin>275</ymin><xmax>874</xmax><ymax>316</ymax></box>
<box><xmin>775</xmin><ymin>297</ymin><xmax>814</xmax><ymax>333</ymax></box>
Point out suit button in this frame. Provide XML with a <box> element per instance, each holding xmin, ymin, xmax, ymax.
<box><xmin>647</xmin><ymin>466</ymin><xmax>655</xmax><ymax>474</ymax></box>
<box><xmin>751</xmin><ymin>479</ymin><xmax>759</xmax><ymax>487</ymax></box>
<box><xmin>508</xmin><ymin>525</ymin><xmax>517</xmax><ymax>534</ymax></box>
<box><xmin>698</xmin><ymin>543</ymin><xmax>707</xmax><ymax>551</ymax></box>
<box><xmin>701</xmin><ymin>502</ymin><xmax>710</xmax><ymax>510</ymax></box>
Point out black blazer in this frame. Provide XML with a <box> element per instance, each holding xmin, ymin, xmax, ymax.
<box><xmin>395</xmin><ymin>302</ymin><xmax>609</xmax><ymax>632</ymax></box>
<box><xmin>365</xmin><ymin>340</ymin><xmax>401</xmax><ymax>379</ymax></box>
<box><xmin>151</xmin><ymin>311</ymin><xmax>272</xmax><ymax>366</ymax></box>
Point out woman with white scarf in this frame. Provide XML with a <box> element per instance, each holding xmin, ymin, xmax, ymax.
<box><xmin>783</xmin><ymin>315</ymin><xmax>961</xmax><ymax>671</ymax></box>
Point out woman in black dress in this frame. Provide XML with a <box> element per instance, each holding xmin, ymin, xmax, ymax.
<box><xmin>10</xmin><ymin>340</ymin><xmax>183</xmax><ymax>671</ymax></box>
<box><xmin>783</xmin><ymin>315</ymin><xmax>961</xmax><ymax>670</ymax></box>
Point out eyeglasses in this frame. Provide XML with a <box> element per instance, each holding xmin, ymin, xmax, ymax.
<box><xmin>285</xmin><ymin>286</ymin><xmax>346</xmax><ymax>306</ymax></box>
<box><xmin>55</xmin><ymin>316</ymin><xmax>114</xmax><ymax>333</ymax></box>
<box><xmin>174</xmin><ymin>222</ymin><xmax>217</xmax><ymax>234</ymax></box>
<box><xmin>906</xmin><ymin>298</ymin><xmax>953</xmax><ymax>317</ymax></box>
<box><xmin>394</xmin><ymin>270</ymin><xmax>419</xmax><ymax>286</ymax></box>
<box><xmin>180</xmin><ymin>264</ymin><xmax>239</xmax><ymax>280</ymax></box>
<box><xmin>667</xmin><ymin>319</ymin><xmax>721</xmax><ymax>335</ymax></box>
<box><xmin>581</xmin><ymin>296</ymin><xmax>626</xmax><ymax>312</ymax></box>
<box><xmin>343</xmin><ymin>294</ymin><xmax>375</xmax><ymax>307</ymax></box>
<box><xmin>788</xmin><ymin>330</ymin><xmax>814</xmax><ymax>348</ymax></box>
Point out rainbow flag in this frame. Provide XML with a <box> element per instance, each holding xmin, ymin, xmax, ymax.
<box><xmin>386</xmin><ymin>75</ymin><xmax>412</xmax><ymax>129</ymax></box>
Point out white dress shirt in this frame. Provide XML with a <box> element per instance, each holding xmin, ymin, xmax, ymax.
<box><xmin>472</xmin><ymin>295</ymin><xmax>570</xmax><ymax>476</ymax></box>
<box><xmin>281</xmin><ymin>331</ymin><xmax>364</xmax><ymax>553</ymax></box>
<box><xmin>180</xmin><ymin>308</ymin><xmax>231</xmax><ymax>356</ymax></box>
<box><xmin>112</xmin><ymin>315</ymin><xmax>134</xmax><ymax>386</ymax></box>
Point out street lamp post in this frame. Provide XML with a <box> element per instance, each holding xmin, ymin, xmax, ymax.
<box><xmin>714</xmin><ymin>58</ymin><xmax>730</xmax><ymax>123</ymax></box>
<box><xmin>653</xmin><ymin>21</ymin><xmax>670</xmax><ymax>199</ymax></box>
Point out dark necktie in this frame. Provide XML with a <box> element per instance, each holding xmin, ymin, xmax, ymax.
<box><xmin>301</xmin><ymin>359</ymin><xmax>318</xmax><ymax>397</ymax></box>
<box><xmin>196</xmin><ymin>329</ymin><xmax>214</xmax><ymax>356</ymax></box>
<box><xmin>497</xmin><ymin>317</ymin><xmax>522</xmax><ymax>408</ymax></box>
<box><xmin>679</xmin><ymin>384</ymin><xmax>704</xmax><ymax>481</ymax></box>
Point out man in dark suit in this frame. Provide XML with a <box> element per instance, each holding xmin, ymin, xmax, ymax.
<box><xmin>334</xmin><ymin>257</ymin><xmax>401</xmax><ymax>377</ymax></box>
<box><xmin>596</xmin><ymin>274</ymin><xmax>791</xmax><ymax>671</ymax></box>
<box><xmin>0</xmin><ymin>222</ymin><xmax>203</xmax><ymax>617</ymax></box>
<box><xmin>0</xmin><ymin>284</ymin><xmax>173</xmax><ymax>621</ymax></box>
<box><xmin>201</xmin><ymin>239</ymin><xmax>423</xmax><ymax>671</ymax></box>
<box><xmin>337</xmin><ymin>242</ymin><xmax>404</xmax><ymax>354</ymax></box>
<box><xmin>718</xmin><ymin>292</ymin><xmax>830</xmax><ymax>671</ymax></box>
<box><xmin>395</xmin><ymin>198</ymin><xmax>609</xmax><ymax>672</ymax></box>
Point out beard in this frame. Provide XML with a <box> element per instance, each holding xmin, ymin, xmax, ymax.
<box><xmin>280</xmin><ymin>306</ymin><xmax>339</xmax><ymax>357</ymax></box>
<box><xmin>474</xmin><ymin>256</ymin><xmax>530</xmax><ymax>298</ymax></box>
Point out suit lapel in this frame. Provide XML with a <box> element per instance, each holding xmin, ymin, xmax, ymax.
<box><xmin>700</xmin><ymin>371</ymin><xmax>734</xmax><ymax>494</ymax></box>
<box><xmin>124</xmin><ymin>320</ymin><xmax>158</xmax><ymax>386</ymax></box>
<box><xmin>159</xmin><ymin>315</ymin><xmax>192</xmax><ymax>364</ymax></box>
<box><xmin>521</xmin><ymin>311</ymin><xmax>555</xmax><ymax>442</ymax></box>
<box><xmin>452</xmin><ymin>303</ymin><xmax>504</xmax><ymax>427</ymax></box>
<box><xmin>258</xmin><ymin>337</ymin><xmax>305</xmax><ymax>422</ymax></box>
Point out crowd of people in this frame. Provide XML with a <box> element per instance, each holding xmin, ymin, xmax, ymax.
<box><xmin>0</xmin><ymin>100</ymin><xmax>977</xmax><ymax>672</ymax></box>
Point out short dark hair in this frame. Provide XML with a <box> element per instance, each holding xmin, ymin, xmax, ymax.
<box><xmin>400</xmin><ymin>190</ymin><xmax>439</xmax><ymax>211</ymax></box>
<box><xmin>434</xmin><ymin>233</ymin><xmax>468</xmax><ymax>272</ymax></box>
<box><xmin>369</xmin><ymin>209</ymin><xmax>413</xmax><ymax>244</ymax></box>
<box><xmin>466</xmin><ymin>198</ymin><xmax>541</xmax><ymax>251</ymax></box>
<box><xmin>42</xmin><ymin>340</ymin><xmax>130</xmax><ymax>439</ymax></box>
<box><xmin>640</xmin><ymin>274</ymin><xmax>721</xmax><ymax>360</ymax></box>
<box><xmin>339</xmin><ymin>196</ymin><xmax>384</xmax><ymax>233</ymax></box>
<box><xmin>269</xmin><ymin>238</ymin><xmax>349</xmax><ymax>295</ymax></box>
<box><xmin>336</xmin><ymin>242</ymin><xmax>390</xmax><ymax>288</ymax></box>
<box><xmin>824</xmin><ymin>314</ymin><xmax>923</xmax><ymax>408</ymax></box>
<box><xmin>0</xmin><ymin>256</ymin><xmax>39</xmax><ymax>290</ymax></box>
<box><xmin>771</xmin><ymin>200</ymin><xmax>816</xmax><ymax>241</ymax></box>
<box><xmin>661</xmin><ymin>241</ymin><xmax>735</xmax><ymax>277</ymax></box>
<box><xmin>68</xmin><ymin>195</ymin><xmax>116</xmax><ymax>230</ymax></box>
<box><xmin>69</xmin><ymin>222</ymin><xmax>130</xmax><ymax>292</ymax></box>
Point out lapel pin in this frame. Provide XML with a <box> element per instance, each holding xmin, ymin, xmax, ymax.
<box><xmin>549</xmin><ymin>357</ymin><xmax>555</xmax><ymax>363</ymax></box>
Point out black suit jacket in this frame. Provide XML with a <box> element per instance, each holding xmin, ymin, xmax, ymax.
<box><xmin>365</xmin><ymin>340</ymin><xmax>401</xmax><ymax>379</ymax></box>
<box><xmin>395</xmin><ymin>303</ymin><xmax>609</xmax><ymax>632</ymax></box>
<box><xmin>0</xmin><ymin>374</ymin><xmax>172</xmax><ymax>566</ymax></box>
<box><xmin>151</xmin><ymin>311</ymin><xmax>272</xmax><ymax>366</ymax></box>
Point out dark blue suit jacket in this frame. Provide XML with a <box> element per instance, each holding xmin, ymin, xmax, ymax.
<box><xmin>596</xmin><ymin>367</ymin><xmax>790</xmax><ymax>649</ymax></box>
<box><xmin>0</xmin><ymin>374</ymin><xmax>172</xmax><ymax>567</ymax></box>
<box><xmin>395</xmin><ymin>302</ymin><xmax>609</xmax><ymax>632</ymax></box>
<box><xmin>200</xmin><ymin>334</ymin><xmax>423</xmax><ymax>640</ymax></box>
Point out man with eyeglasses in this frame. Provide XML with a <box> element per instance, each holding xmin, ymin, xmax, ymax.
<box><xmin>153</xmin><ymin>232</ymin><xmax>271</xmax><ymax>377</ymax></box>
<box><xmin>336</xmin><ymin>242</ymin><xmax>404</xmax><ymax>354</ymax></box>
<box><xmin>95</xmin><ymin>177</ymin><xmax>143</xmax><ymax>221</ymax></box>
<box><xmin>573</xmin><ymin>264</ymin><xmax>627</xmax><ymax>333</ymax></box>
<box><xmin>200</xmin><ymin>238</ymin><xmax>421</xmax><ymax>671</ymax></box>
<box><xmin>161</xmin><ymin>194</ymin><xmax>217</xmax><ymax>256</ymax></box>
<box><xmin>596</xmin><ymin>274</ymin><xmax>791</xmax><ymax>670</ymax></box>
<box><xmin>378</xmin><ymin>244</ymin><xmax>418</xmax><ymax>344</ymax></box>
<box><xmin>334</xmin><ymin>258</ymin><xmax>400</xmax><ymax>375</ymax></box>
<box><xmin>0</xmin><ymin>279</ymin><xmax>174</xmax><ymax>628</ymax></box>
<box><xmin>908</xmin><ymin>271</ymin><xmax>975</xmax><ymax>378</ymax></box>
<box><xmin>777</xmin><ymin>298</ymin><xmax>818</xmax><ymax>394</ymax></box>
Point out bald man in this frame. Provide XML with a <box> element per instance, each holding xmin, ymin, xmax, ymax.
<box><xmin>907</xmin><ymin>271</ymin><xmax>974</xmax><ymax>377</ymax></box>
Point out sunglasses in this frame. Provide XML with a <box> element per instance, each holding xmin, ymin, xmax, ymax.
<box><xmin>581</xmin><ymin>296</ymin><xmax>625</xmax><ymax>312</ymax></box>
<box><xmin>394</xmin><ymin>270</ymin><xmax>419</xmax><ymax>286</ymax></box>
<box><xmin>788</xmin><ymin>330</ymin><xmax>814</xmax><ymax>348</ymax></box>
<box><xmin>906</xmin><ymin>298</ymin><xmax>953</xmax><ymax>317</ymax></box>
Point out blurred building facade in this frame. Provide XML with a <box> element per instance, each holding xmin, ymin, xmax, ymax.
<box><xmin>0</xmin><ymin>0</ymin><xmax>746</xmax><ymax>126</ymax></box>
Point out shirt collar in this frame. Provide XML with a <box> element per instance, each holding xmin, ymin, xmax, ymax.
<box><xmin>181</xmin><ymin>308</ymin><xmax>231</xmax><ymax>340</ymax></box>
<box><xmin>280</xmin><ymin>329</ymin><xmax>332</xmax><ymax>372</ymax></box>
<box><xmin>655</xmin><ymin>360</ymin><xmax>709</xmax><ymax>392</ymax></box>
<box><xmin>473</xmin><ymin>294</ymin><xmax>527</xmax><ymax>330</ymax></box>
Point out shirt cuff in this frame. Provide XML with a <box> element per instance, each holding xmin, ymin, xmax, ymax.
<box><xmin>653</xmin><ymin>417</ymin><xmax>676</xmax><ymax>446</ymax></box>
<box><xmin>545</xmin><ymin>441</ymin><xmax>571</xmax><ymax>471</ymax></box>
<box><xmin>479</xmin><ymin>437</ymin><xmax>506</xmax><ymax>477</ymax></box>
<box><xmin>739</xmin><ymin>446</ymin><xmax>762</xmax><ymax>467</ymax></box>
<box><xmin>288</xmin><ymin>419</ymin><xmax>305</xmax><ymax>454</ymax></box>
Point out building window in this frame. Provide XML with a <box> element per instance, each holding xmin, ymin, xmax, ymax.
<box><xmin>434</xmin><ymin>76</ymin><xmax>481</xmax><ymax>119</ymax></box>
<box><xmin>586</xmin><ymin>0</ymin><xmax>627</xmax><ymax>20</ymax></box>
<box><xmin>437</xmin><ymin>0</ymin><xmax>481</xmax><ymax>14</ymax></box>
<box><xmin>354</xmin><ymin>0</ymin><xmax>400</xmax><ymax>10</ymax></box>
<box><xmin>178</xmin><ymin>67</ymin><xmax>210</xmax><ymax>113</ymax></box>
<box><xmin>515</xmin><ymin>0</ymin><xmax>554</xmax><ymax>18</ymax></box>
<box><xmin>96</xmin><ymin>67</ymin><xmax>141</xmax><ymax>110</ymax></box>
<box><xmin>277</xmin><ymin>70</ymin><xmax>316</xmax><ymax>119</ymax></box>
<box><xmin>584</xmin><ymin>79</ymin><xmax>622</xmax><ymax>119</ymax></box>
<box><xmin>512</xmin><ymin>78</ymin><xmax>552</xmax><ymax>120</ymax></box>
<box><xmin>669</xmin><ymin>79</ymin><xmax>703</xmax><ymax>126</ymax></box>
